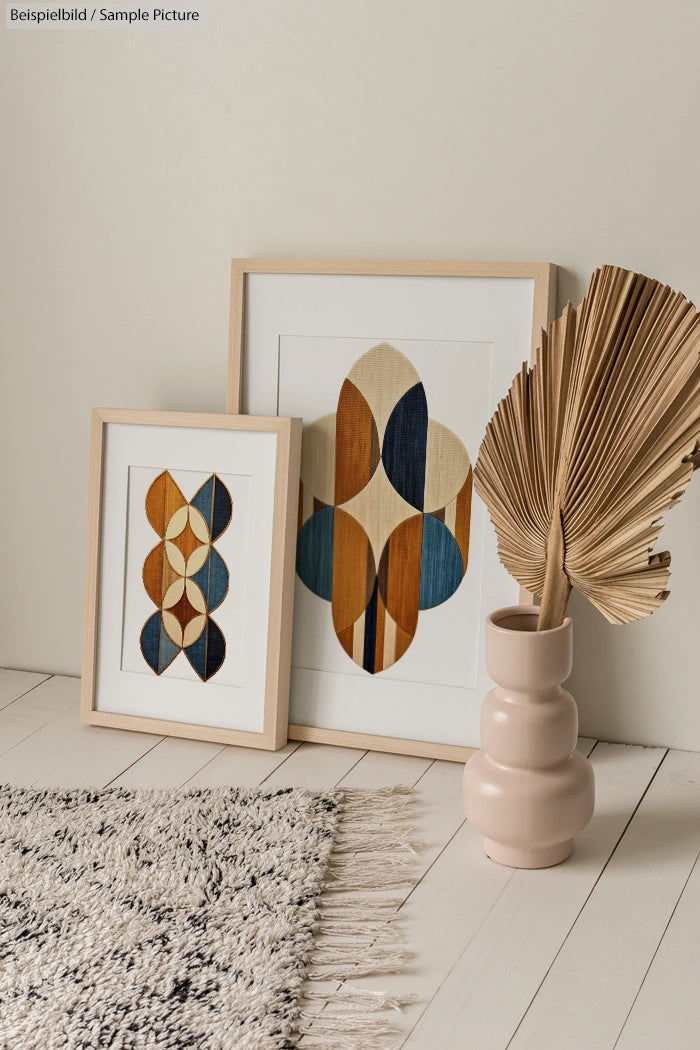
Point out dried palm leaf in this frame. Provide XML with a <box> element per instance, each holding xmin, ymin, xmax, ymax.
<box><xmin>474</xmin><ymin>265</ymin><xmax>700</xmax><ymax>631</ymax></box>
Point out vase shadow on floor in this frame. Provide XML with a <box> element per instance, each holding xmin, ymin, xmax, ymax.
<box><xmin>572</xmin><ymin>805</ymin><xmax>700</xmax><ymax>869</ymax></box>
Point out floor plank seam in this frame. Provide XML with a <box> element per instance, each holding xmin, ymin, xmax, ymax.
<box><xmin>333</xmin><ymin>747</ymin><xmax>371</xmax><ymax>789</ymax></box>
<box><xmin>396</xmin><ymin>864</ymin><xmax>519</xmax><ymax>1048</ymax></box>
<box><xmin>610</xmin><ymin>844</ymin><xmax>700</xmax><ymax>1050</ymax></box>
<box><xmin>412</xmin><ymin>758</ymin><xmax>438</xmax><ymax>786</ymax></box>
<box><xmin>259</xmin><ymin>745</ymin><xmax>368</xmax><ymax>787</ymax></box>
<box><xmin>3</xmin><ymin>673</ymin><xmax>56</xmax><ymax>713</ymax></box>
<box><xmin>180</xmin><ymin>743</ymin><xmax>232</xmax><ymax>784</ymax></box>
<box><xmin>0</xmin><ymin>721</ymin><xmax>45</xmax><ymax>760</ymax></box>
<box><xmin>103</xmin><ymin>736</ymin><xmax>166</xmax><ymax>787</ymax></box>
<box><xmin>258</xmin><ymin>743</ymin><xmax>313</xmax><ymax>785</ymax></box>
<box><xmin>399</xmin><ymin>816</ymin><xmax>468</xmax><ymax>909</ymax></box>
<box><xmin>334</xmin><ymin>750</ymin><xmax>373</xmax><ymax>788</ymax></box>
<box><xmin>583</xmin><ymin>746</ymin><xmax>670</xmax><ymax>886</ymax></box>
<box><xmin>502</xmin><ymin>746</ymin><xmax>670</xmax><ymax>1049</ymax></box>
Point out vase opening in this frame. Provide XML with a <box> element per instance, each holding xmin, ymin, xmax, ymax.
<box><xmin>492</xmin><ymin>611</ymin><xmax>538</xmax><ymax>632</ymax></box>
<box><xmin>488</xmin><ymin>605</ymin><xmax>572</xmax><ymax>636</ymax></box>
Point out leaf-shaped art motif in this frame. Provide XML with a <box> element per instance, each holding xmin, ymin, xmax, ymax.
<box><xmin>298</xmin><ymin>342</ymin><xmax>473</xmax><ymax>671</ymax></box>
<box><xmin>474</xmin><ymin>265</ymin><xmax>700</xmax><ymax>630</ymax></box>
<box><xmin>141</xmin><ymin>472</ymin><xmax>233</xmax><ymax>680</ymax></box>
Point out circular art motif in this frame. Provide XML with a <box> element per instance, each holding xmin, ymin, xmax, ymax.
<box><xmin>140</xmin><ymin>472</ymin><xmax>232</xmax><ymax>681</ymax></box>
<box><xmin>297</xmin><ymin>343</ymin><xmax>473</xmax><ymax>674</ymax></box>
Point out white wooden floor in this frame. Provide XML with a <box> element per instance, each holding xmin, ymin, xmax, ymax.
<box><xmin>2</xmin><ymin>669</ymin><xmax>700</xmax><ymax>1049</ymax></box>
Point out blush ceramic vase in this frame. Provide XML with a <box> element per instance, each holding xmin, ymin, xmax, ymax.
<box><xmin>463</xmin><ymin>605</ymin><xmax>594</xmax><ymax>868</ymax></box>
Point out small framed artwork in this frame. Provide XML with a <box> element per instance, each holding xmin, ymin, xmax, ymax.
<box><xmin>81</xmin><ymin>409</ymin><xmax>302</xmax><ymax>750</ymax></box>
<box><xmin>228</xmin><ymin>259</ymin><xmax>556</xmax><ymax>760</ymax></box>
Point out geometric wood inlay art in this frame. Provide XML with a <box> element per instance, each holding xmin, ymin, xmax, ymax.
<box><xmin>140</xmin><ymin>471</ymin><xmax>232</xmax><ymax>681</ymax></box>
<box><xmin>296</xmin><ymin>343</ymin><xmax>473</xmax><ymax>674</ymax></box>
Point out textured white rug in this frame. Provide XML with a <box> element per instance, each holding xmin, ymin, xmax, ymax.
<box><xmin>0</xmin><ymin>784</ymin><xmax>414</xmax><ymax>1050</ymax></box>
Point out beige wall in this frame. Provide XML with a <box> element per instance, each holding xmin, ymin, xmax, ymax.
<box><xmin>2</xmin><ymin>1</ymin><xmax>698</xmax><ymax>747</ymax></box>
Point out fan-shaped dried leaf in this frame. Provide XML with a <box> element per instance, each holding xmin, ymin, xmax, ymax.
<box><xmin>474</xmin><ymin>265</ymin><xmax>700</xmax><ymax>630</ymax></box>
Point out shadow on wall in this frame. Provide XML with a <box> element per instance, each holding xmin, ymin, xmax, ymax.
<box><xmin>566</xmin><ymin>590</ymin><xmax>692</xmax><ymax>748</ymax></box>
<box><xmin>553</xmin><ymin>266</ymin><xmax>586</xmax><ymax>316</ymax></box>
<box><xmin>566</xmin><ymin>589</ymin><xmax>629</xmax><ymax>741</ymax></box>
<box><xmin>565</xmin><ymin>468</ymin><xmax>700</xmax><ymax>750</ymax></box>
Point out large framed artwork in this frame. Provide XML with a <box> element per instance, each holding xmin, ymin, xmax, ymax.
<box><xmin>228</xmin><ymin>259</ymin><xmax>557</xmax><ymax>759</ymax></box>
<box><xmin>81</xmin><ymin>409</ymin><xmax>302</xmax><ymax>750</ymax></box>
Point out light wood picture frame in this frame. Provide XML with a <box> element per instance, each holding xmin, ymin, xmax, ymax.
<box><xmin>81</xmin><ymin>408</ymin><xmax>302</xmax><ymax>750</ymax></box>
<box><xmin>228</xmin><ymin>259</ymin><xmax>556</xmax><ymax>760</ymax></box>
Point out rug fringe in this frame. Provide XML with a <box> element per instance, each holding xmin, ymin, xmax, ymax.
<box><xmin>303</xmin><ymin>987</ymin><xmax>417</xmax><ymax>1013</ymax></box>
<box><xmin>299</xmin><ymin>786</ymin><xmax>417</xmax><ymax>1049</ymax></box>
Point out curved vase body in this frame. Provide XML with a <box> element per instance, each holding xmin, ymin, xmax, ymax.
<box><xmin>463</xmin><ymin>605</ymin><xmax>595</xmax><ymax>868</ymax></box>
